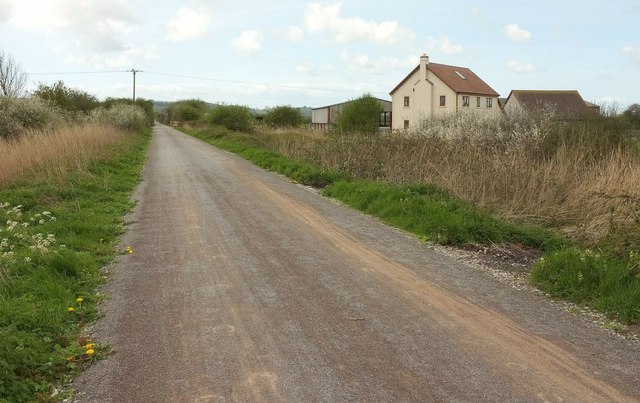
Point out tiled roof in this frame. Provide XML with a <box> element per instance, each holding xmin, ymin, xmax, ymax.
<box><xmin>506</xmin><ymin>90</ymin><xmax>589</xmax><ymax>120</ymax></box>
<box><xmin>390</xmin><ymin>62</ymin><xmax>499</xmax><ymax>96</ymax></box>
<box><xmin>428</xmin><ymin>63</ymin><xmax>499</xmax><ymax>96</ymax></box>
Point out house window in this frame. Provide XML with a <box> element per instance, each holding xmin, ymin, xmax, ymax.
<box><xmin>404</xmin><ymin>96</ymin><xmax>410</xmax><ymax>107</ymax></box>
<box><xmin>440</xmin><ymin>96</ymin><xmax>446</xmax><ymax>107</ymax></box>
<box><xmin>486</xmin><ymin>98</ymin><xmax>493</xmax><ymax>108</ymax></box>
<box><xmin>462</xmin><ymin>96</ymin><xmax>469</xmax><ymax>107</ymax></box>
<box><xmin>403</xmin><ymin>120</ymin><xmax>409</xmax><ymax>129</ymax></box>
<box><xmin>476</xmin><ymin>97</ymin><xmax>481</xmax><ymax>107</ymax></box>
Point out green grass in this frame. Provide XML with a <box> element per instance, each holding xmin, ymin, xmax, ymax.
<box><xmin>531</xmin><ymin>248</ymin><xmax>640</xmax><ymax>323</ymax></box>
<box><xmin>323</xmin><ymin>180</ymin><xmax>566</xmax><ymax>250</ymax></box>
<box><xmin>182</xmin><ymin>124</ymin><xmax>639</xmax><ymax>325</ymax></box>
<box><xmin>0</xmin><ymin>130</ymin><xmax>150</xmax><ymax>402</ymax></box>
<box><xmin>186</xmin><ymin>126</ymin><xmax>347</xmax><ymax>187</ymax></box>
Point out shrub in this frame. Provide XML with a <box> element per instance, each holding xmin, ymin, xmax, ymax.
<box><xmin>160</xmin><ymin>99</ymin><xmax>211</xmax><ymax>123</ymax></box>
<box><xmin>334</xmin><ymin>94</ymin><xmax>383</xmax><ymax>134</ymax></box>
<box><xmin>264</xmin><ymin>106</ymin><xmax>305</xmax><ymax>128</ymax></box>
<box><xmin>32</xmin><ymin>80</ymin><xmax>100</xmax><ymax>116</ymax></box>
<box><xmin>88</xmin><ymin>104</ymin><xmax>147</xmax><ymax>132</ymax></box>
<box><xmin>0</xmin><ymin>97</ymin><xmax>62</xmax><ymax>139</ymax></box>
<box><xmin>103</xmin><ymin>98</ymin><xmax>155</xmax><ymax>127</ymax></box>
<box><xmin>205</xmin><ymin>104</ymin><xmax>254</xmax><ymax>133</ymax></box>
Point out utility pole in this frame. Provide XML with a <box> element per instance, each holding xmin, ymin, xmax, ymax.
<box><xmin>129</xmin><ymin>69</ymin><xmax>142</xmax><ymax>102</ymax></box>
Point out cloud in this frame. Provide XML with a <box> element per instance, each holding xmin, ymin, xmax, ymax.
<box><xmin>294</xmin><ymin>61</ymin><xmax>333</xmax><ymax>75</ymax></box>
<box><xmin>340</xmin><ymin>51</ymin><xmax>415</xmax><ymax>74</ymax></box>
<box><xmin>0</xmin><ymin>0</ymin><xmax>12</xmax><ymax>22</ymax></box>
<box><xmin>622</xmin><ymin>45</ymin><xmax>640</xmax><ymax>62</ymax></box>
<box><xmin>285</xmin><ymin>26</ymin><xmax>304</xmax><ymax>43</ymax></box>
<box><xmin>304</xmin><ymin>2</ymin><xmax>414</xmax><ymax>44</ymax></box>
<box><xmin>166</xmin><ymin>7</ymin><xmax>211</xmax><ymax>42</ymax></box>
<box><xmin>232</xmin><ymin>30</ymin><xmax>262</xmax><ymax>56</ymax></box>
<box><xmin>507</xmin><ymin>60</ymin><xmax>536</xmax><ymax>73</ymax></box>
<box><xmin>5</xmin><ymin>0</ymin><xmax>135</xmax><ymax>52</ymax></box>
<box><xmin>504</xmin><ymin>23</ymin><xmax>531</xmax><ymax>42</ymax></box>
<box><xmin>65</xmin><ymin>44</ymin><xmax>158</xmax><ymax>69</ymax></box>
<box><xmin>425</xmin><ymin>36</ymin><xmax>464</xmax><ymax>55</ymax></box>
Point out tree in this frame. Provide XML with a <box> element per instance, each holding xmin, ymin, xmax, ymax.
<box><xmin>623</xmin><ymin>103</ymin><xmax>640</xmax><ymax>128</ymax></box>
<box><xmin>0</xmin><ymin>50</ymin><xmax>27</xmax><ymax>98</ymax></box>
<box><xmin>334</xmin><ymin>94</ymin><xmax>383</xmax><ymax>134</ymax></box>
<box><xmin>32</xmin><ymin>81</ymin><xmax>100</xmax><ymax>115</ymax></box>
<box><xmin>264</xmin><ymin>106</ymin><xmax>305</xmax><ymax>128</ymax></box>
<box><xmin>205</xmin><ymin>104</ymin><xmax>254</xmax><ymax>133</ymax></box>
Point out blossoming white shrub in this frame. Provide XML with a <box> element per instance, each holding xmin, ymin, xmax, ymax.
<box><xmin>0</xmin><ymin>97</ymin><xmax>62</xmax><ymax>139</ymax></box>
<box><xmin>88</xmin><ymin>103</ymin><xmax>147</xmax><ymax>132</ymax></box>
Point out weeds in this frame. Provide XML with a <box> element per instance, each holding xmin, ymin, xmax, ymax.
<box><xmin>0</xmin><ymin>129</ymin><xmax>150</xmax><ymax>401</ymax></box>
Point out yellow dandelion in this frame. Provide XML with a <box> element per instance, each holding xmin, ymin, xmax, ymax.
<box><xmin>85</xmin><ymin>349</ymin><xmax>95</xmax><ymax>355</ymax></box>
<box><xmin>76</xmin><ymin>297</ymin><xmax>84</xmax><ymax>303</ymax></box>
<box><xmin>84</xmin><ymin>343</ymin><xmax>95</xmax><ymax>349</ymax></box>
<box><xmin>126</xmin><ymin>246</ymin><xmax>133</xmax><ymax>254</ymax></box>
<box><xmin>67</xmin><ymin>307</ymin><xmax>75</xmax><ymax>312</ymax></box>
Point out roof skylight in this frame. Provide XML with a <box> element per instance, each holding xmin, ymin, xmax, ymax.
<box><xmin>454</xmin><ymin>70</ymin><xmax>466</xmax><ymax>80</ymax></box>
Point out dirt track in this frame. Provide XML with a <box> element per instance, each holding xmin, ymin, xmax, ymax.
<box><xmin>72</xmin><ymin>124</ymin><xmax>640</xmax><ymax>402</ymax></box>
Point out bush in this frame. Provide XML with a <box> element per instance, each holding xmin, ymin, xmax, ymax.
<box><xmin>334</xmin><ymin>94</ymin><xmax>383</xmax><ymax>134</ymax></box>
<box><xmin>103</xmin><ymin>98</ymin><xmax>155</xmax><ymax>127</ymax></box>
<box><xmin>0</xmin><ymin>97</ymin><xmax>62</xmax><ymax>139</ymax></box>
<box><xmin>205</xmin><ymin>104</ymin><xmax>254</xmax><ymax>133</ymax></box>
<box><xmin>264</xmin><ymin>106</ymin><xmax>305</xmax><ymax>128</ymax></box>
<box><xmin>160</xmin><ymin>99</ymin><xmax>211</xmax><ymax>123</ymax></box>
<box><xmin>32</xmin><ymin>80</ymin><xmax>100</xmax><ymax>116</ymax></box>
<box><xmin>88</xmin><ymin>104</ymin><xmax>148</xmax><ymax>132</ymax></box>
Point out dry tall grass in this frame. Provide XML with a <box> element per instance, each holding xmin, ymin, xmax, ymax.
<box><xmin>0</xmin><ymin>124</ymin><xmax>128</xmax><ymax>186</ymax></box>
<box><xmin>264</xmin><ymin>116</ymin><xmax>640</xmax><ymax>250</ymax></box>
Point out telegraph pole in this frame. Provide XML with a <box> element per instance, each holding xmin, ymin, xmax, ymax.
<box><xmin>129</xmin><ymin>69</ymin><xmax>142</xmax><ymax>102</ymax></box>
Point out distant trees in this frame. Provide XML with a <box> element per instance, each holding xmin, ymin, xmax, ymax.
<box><xmin>0</xmin><ymin>50</ymin><xmax>27</xmax><ymax>98</ymax></box>
<box><xmin>264</xmin><ymin>106</ymin><xmax>305</xmax><ymax>128</ymax></box>
<box><xmin>334</xmin><ymin>94</ymin><xmax>383</xmax><ymax>134</ymax></box>
<box><xmin>159</xmin><ymin>99</ymin><xmax>210</xmax><ymax>123</ymax></box>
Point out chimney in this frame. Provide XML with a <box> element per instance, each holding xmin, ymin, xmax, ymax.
<box><xmin>420</xmin><ymin>53</ymin><xmax>429</xmax><ymax>81</ymax></box>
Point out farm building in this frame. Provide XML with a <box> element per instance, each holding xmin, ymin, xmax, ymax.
<box><xmin>502</xmin><ymin>90</ymin><xmax>591</xmax><ymax>120</ymax></box>
<box><xmin>390</xmin><ymin>54</ymin><xmax>500</xmax><ymax>130</ymax></box>
<box><xmin>311</xmin><ymin>98</ymin><xmax>392</xmax><ymax>131</ymax></box>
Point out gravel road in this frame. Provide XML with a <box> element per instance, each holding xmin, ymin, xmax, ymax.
<box><xmin>72</xmin><ymin>124</ymin><xmax>640</xmax><ymax>402</ymax></box>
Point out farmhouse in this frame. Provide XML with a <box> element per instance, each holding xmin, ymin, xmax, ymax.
<box><xmin>503</xmin><ymin>90</ymin><xmax>591</xmax><ymax>120</ymax></box>
<box><xmin>390</xmin><ymin>54</ymin><xmax>500</xmax><ymax>130</ymax></box>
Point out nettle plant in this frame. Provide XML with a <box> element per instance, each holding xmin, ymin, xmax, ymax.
<box><xmin>0</xmin><ymin>202</ymin><xmax>61</xmax><ymax>264</ymax></box>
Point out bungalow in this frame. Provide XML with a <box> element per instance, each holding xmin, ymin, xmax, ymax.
<box><xmin>311</xmin><ymin>98</ymin><xmax>392</xmax><ymax>131</ymax></box>
<box><xmin>502</xmin><ymin>90</ymin><xmax>591</xmax><ymax>120</ymax></box>
<box><xmin>390</xmin><ymin>54</ymin><xmax>500</xmax><ymax>130</ymax></box>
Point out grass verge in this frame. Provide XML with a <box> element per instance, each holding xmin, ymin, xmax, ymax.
<box><xmin>0</xmin><ymin>129</ymin><xmax>150</xmax><ymax>402</ymax></box>
<box><xmin>182</xmin><ymin>124</ymin><xmax>640</xmax><ymax>326</ymax></box>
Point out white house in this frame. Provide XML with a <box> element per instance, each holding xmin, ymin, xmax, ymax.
<box><xmin>390</xmin><ymin>54</ymin><xmax>500</xmax><ymax>130</ymax></box>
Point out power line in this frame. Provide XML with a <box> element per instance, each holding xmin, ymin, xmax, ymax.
<box><xmin>27</xmin><ymin>70</ymin><xmax>128</xmax><ymax>75</ymax></box>
<box><xmin>25</xmin><ymin>69</ymin><xmax>388</xmax><ymax>96</ymax></box>
<box><xmin>142</xmin><ymin>71</ymin><xmax>388</xmax><ymax>95</ymax></box>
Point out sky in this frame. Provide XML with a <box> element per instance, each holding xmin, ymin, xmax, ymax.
<box><xmin>1</xmin><ymin>0</ymin><xmax>639</xmax><ymax>110</ymax></box>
